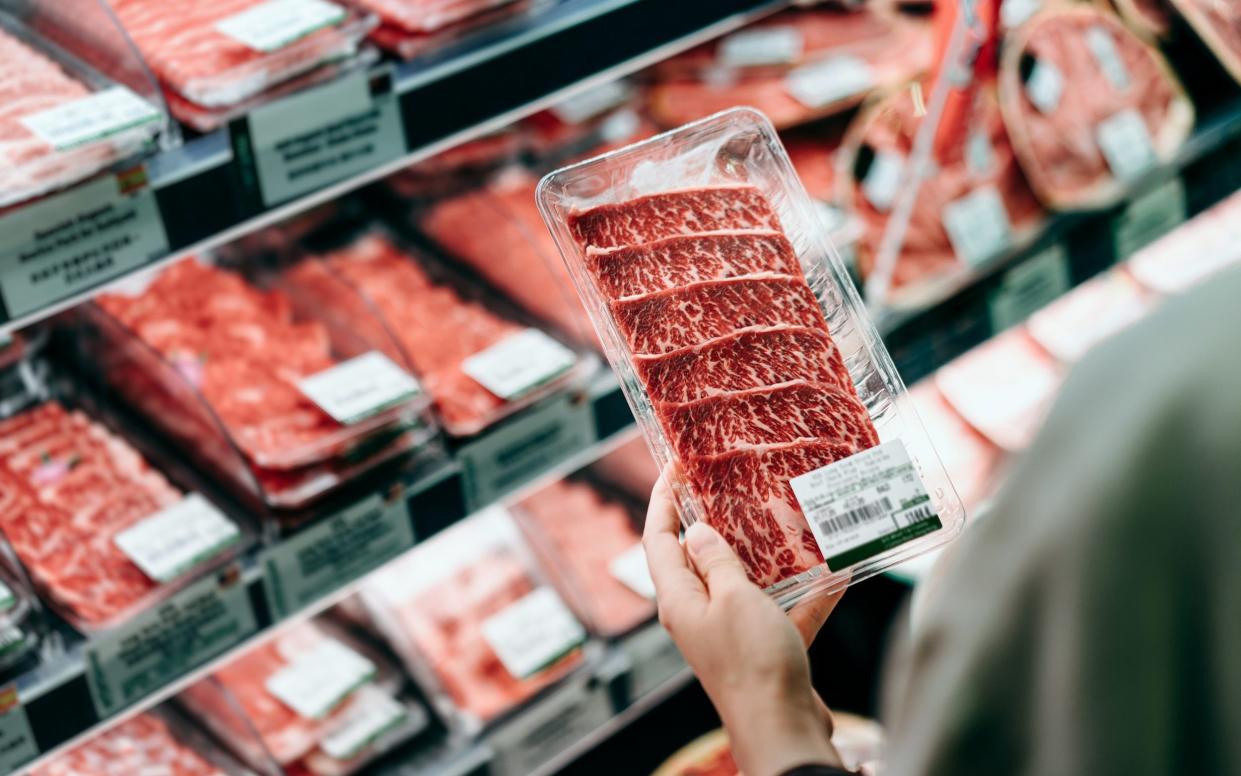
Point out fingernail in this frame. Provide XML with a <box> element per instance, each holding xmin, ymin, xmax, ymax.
<box><xmin>685</xmin><ymin>522</ymin><xmax>719</xmax><ymax>555</ymax></box>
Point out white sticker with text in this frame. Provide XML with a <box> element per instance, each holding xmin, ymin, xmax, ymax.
<box><xmin>113</xmin><ymin>494</ymin><xmax>240</xmax><ymax>583</ymax></box>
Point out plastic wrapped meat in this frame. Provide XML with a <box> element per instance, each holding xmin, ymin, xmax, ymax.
<box><xmin>352</xmin><ymin>0</ymin><xmax>518</xmax><ymax>34</ymax></box>
<box><xmin>514</xmin><ymin>479</ymin><xmax>654</xmax><ymax>636</ymax></box>
<box><xmin>907</xmin><ymin>382</ymin><xmax>1003</xmax><ymax>514</ymax></box>
<box><xmin>0</xmin><ymin>401</ymin><xmax>234</xmax><ymax>628</ymax></box>
<box><xmin>1026</xmin><ymin>268</ymin><xmax>1155</xmax><ymax>362</ymax></box>
<box><xmin>589</xmin><ymin>435</ymin><xmax>660</xmax><ymax>499</ymax></box>
<box><xmin>28</xmin><ymin>712</ymin><xmax>223</xmax><ymax>776</ymax></box>
<box><xmin>111</xmin><ymin>0</ymin><xmax>373</xmax><ymax>107</ymax></box>
<box><xmin>1169</xmin><ymin>0</ymin><xmax>1241</xmax><ymax>85</ymax></box>
<box><xmin>935</xmin><ymin>330</ymin><xmax>1065</xmax><ymax>452</ymax></box>
<box><xmin>362</xmin><ymin>0</ymin><xmax>536</xmax><ymax>58</ymax></box>
<box><xmin>1128</xmin><ymin>190</ymin><xmax>1241</xmax><ymax>293</ymax></box>
<box><xmin>998</xmin><ymin>6</ymin><xmax>1193</xmax><ymax>210</ymax></box>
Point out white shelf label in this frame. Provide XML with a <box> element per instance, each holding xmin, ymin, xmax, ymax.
<box><xmin>267</xmin><ymin>639</ymin><xmax>376</xmax><ymax>720</ymax></box>
<box><xmin>791</xmin><ymin>440</ymin><xmax>940</xmax><ymax>571</ymax></box>
<box><xmin>966</xmin><ymin>130</ymin><xmax>996</xmax><ymax>175</ymax></box>
<box><xmin>718</xmin><ymin>27</ymin><xmax>803</xmax><ymax>67</ymax></box>
<box><xmin>481</xmin><ymin>587</ymin><xmax>585</xmax><ymax>680</ymax></box>
<box><xmin>298</xmin><ymin>351</ymin><xmax>420</xmax><ymax>425</ymax></box>
<box><xmin>462</xmin><ymin>328</ymin><xmax>577</xmax><ymax>401</ymax></box>
<box><xmin>1086</xmin><ymin>26</ymin><xmax>1131</xmax><ymax>92</ymax></box>
<box><xmin>861</xmin><ymin>150</ymin><xmax>904</xmax><ymax>213</ymax></box>
<box><xmin>1025</xmin><ymin>60</ymin><xmax>1064</xmax><ymax>115</ymax></box>
<box><xmin>1114</xmin><ymin>178</ymin><xmax>1187</xmax><ymax>261</ymax></box>
<box><xmin>785</xmin><ymin>56</ymin><xmax>875</xmax><ymax>109</ymax></box>
<box><xmin>486</xmin><ymin>676</ymin><xmax>612</xmax><ymax>776</ymax></box>
<box><xmin>216</xmin><ymin>0</ymin><xmax>345</xmax><ymax>52</ymax></box>
<box><xmin>321</xmin><ymin>687</ymin><xmax>407</xmax><ymax>760</ymax></box>
<box><xmin>0</xmin><ymin>687</ymin><xmax>37</xmax><ymax>774</ymax></box>
<box><xmin>609</xmin><ymin>543</ymin><xmax>655</xmax><ymax>600</ymax></box>
<box><xmin>988</xmin><ymin>243</ymin><xmax>1071</xmax><ymax>332</ymax></box>
<box><xmin>113</xmin><ymin>494</ymin><xmax>240</xmax><ymax>583</ymax></box>
<box><xmin>622</xmin><ymin>623</ymin><xmax>685</xmax><ymax>701</ymax></box>
<box><xmin>19</xmin><ymin>87</ymin><xmax>160</xmax><ymax>151</ymax></box>
<box><xmin>942</xmin><ymin>185</ymin><xmax>1014</xmax><ymax>267</ymax></box>
<box><xmin>1096</xmin><ymin>109</ymin><xmax>1157</xmax><ymax>184</ymax></box>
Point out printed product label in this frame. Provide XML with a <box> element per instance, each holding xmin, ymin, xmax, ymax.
<box><xmin>1025</xmin><ymin>60</ymin><xmax>1064</xmax><ymax>115</ymax></box>
<box><xmin>861</xmin><ymin>150</ymin><xmax>904</xmax><ymax>213</ymax></box>
<box><xmin>85</xmin><ymin>565</ymin><xmax>257</xmax><ymax>716</ymax></box>
<box><xmin>0</xmin><ymin>686</ymin><xmax>37</xmax><ymax>774</ymax></box>
<box><xmin>320</xmin><ymin>687</ymin><xmax>407</xmax><ymax>760</ymax></box>
<box><xmin>486</xmin><ymin>675</ymin><xmax>612</xmax><ymax>776</ymax></box>
<box><xmin>718</xmin><ymin>27</ymin><xmax>803</xmax><ymax>67</ymax></box>
<box><xmin>1095</xmin><ymin>108</ymin><xmax>1157</xmax><ymax>183</ymax></box>
<box><xmin>1085</xmin><ymin>26</ymin><xmax>1131</xmax><ymax>92</ymax></box>
<box><xmin>0</xmin><ymin>626</ymin><xmax>25</xmax><ymax>659</ymax></box>
<box><xmin>988</xmin><ymin>242</ymin><xmax>1071</xmax><ymax>332</ymax></box>
<box><xmin>0</xmin><ymin>582</ymin><xmax>14</xmax><ymax>613</ymax></box>
<box><xmin>550</xmin><ymin>80</ymin><xmax>631</xmax><ymax>124</ymax></box>
<box><xmin>1114</xmin><ymin>177</ymin><xmax>1186</xmax><ymax>261</ymax></box>
<box><xmin>1001</xmin><ymin>0</ymin><xmax>1042</xmax><ymax>28</ymax></box>
<box><xmin>622</xmin><ymin>623</ymin><xmax>685</xmax><ymax>701</ymax></box>
<box><xmin>0</xmin><ymin>169</ymin><xmax>168</xmax><ymax>320</ymax></box>
<box><xmin>942</xmin><ymin>185</ymin><xmax>1014</xmax><ymax>267</ymax></box>
<box><xmin>966</xmin><ymin>130</ymin><xmax>995</xmax><ymax>175</ymax></box>
<box><xmin>215</xmin><ymin>0</ymin><xmax>346</xmax><ymax>52</ymax></box>
<box><xmin>298</xmin><ymin>351</ymin><xmax>421</xmax><ymax>424</ymax></box>
<box><xmin>266</xmin><ymin>638</ymin><xmax>376</xmax><ymax>719</ymax></box>
<box><xmin>481</xmin><ymin>587</ymin><xmax>585</xmax><ymax>680</ymax></box>
<box><xmin>113</xmin><ymin>494</ymin><xmax>241</xmax><ymax>583</ymax></box>
<box><xmin>785</xmin><ymin>56</ymin><xmax>875</xmax><ymax>109</ymax></box>
<box><xmin>791</xmin><ymin>440</ymin><xmax>940</xmax><ymax>571</ymax></box>
<box><xmin>459</xmin><ymin>394</ymin><xmax>596</xmax><ymax>512</ymax></box>
<box><xmin>19</xmin><ymin>87</ymin><xmax>160</xmax><ymax>151</ymax></box>
<box><xmin>462</xmin><ymin>328</ymin><xmax>577</xmax><ymax>401</ymax></box>
<box><xmin>240</xmin><ymin>69</ymin><xmax>405</xmax><ymax>206</ymax></box>
<box><xmin>263</xmin><ymin>491</ymin><xmax>412</xmax><ymax>620</ymax></box>
<box><xmin>609</xmin><ymin>543</ymin><xmax>655</xmax><ymax>600</ymax></box>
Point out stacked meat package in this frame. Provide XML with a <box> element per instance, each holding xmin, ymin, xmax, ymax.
<box><xmin>89</xmin><ymin>257</ymin><xmax>435</xmax><ymax>512</ymax></box>
<box><xmin>538</xmin><ymin>108</ymin><xmax>964</xmax><ymax>604</ymax></box>
<box><xmin>360</xmin><ymin>508</ymin><xmax>587</xmax><ymax>731</ymax></box>
<box><xmin>357</xmin><ymin>0</ymin><xmax>538</xmax><ymax>59</ymax></box>
<box><xmin>181</xmin><ymin>619</ymin><xmax>426</xmax><ymax>775</ymax></box>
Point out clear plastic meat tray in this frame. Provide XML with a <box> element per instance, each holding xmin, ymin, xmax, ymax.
<box><xmin>536</xmin><ymin>107</ymin><xmax>966</xmax><ymax>608</ymax></box>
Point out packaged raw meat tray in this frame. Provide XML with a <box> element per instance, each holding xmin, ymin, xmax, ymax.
<box><xmin>360</xmin><ymin>507</ymin><xmax>588</xmax><ymax>732</ymax></box>
<box><xmin>361</xmin><ymin>0</ymin><xmax>545</xmax><ymax>60</ymax></box>
<box><xmin>180</xmin><ymin>619</ymin><xmax>426</xmax><ymax>776</ymax></box>
<box><xmin>0</xmin><ymin>14</ymin><xmax>168</xmax><ymax>208</ymax></box>
<box><xmin>512</xmin><ymin>477</ymin><xmax>656</xmax><ymax>638</ymax></box>
<box><xmin>87</xmin><ymin>256</ymin><xmax>436</xmax><ymax>511</ymax></box>
<box><xmin>0</xmin><ymin>397</ymin><xmax>249</xmax><ymax>632</ymax></box>
<box><xmin>537</xmin><ymin>108</ymin><xmax>965</xmax><ymax>606</ymax></box>
<box><xmin>280</xmin><ymin>227</ymin><xmax>592</xmax><ymax>437</ymax></box>
<box><xmin>110</xmin><ymin>0</ymin><xmax>376</xmax><ymax>108</ymax></box>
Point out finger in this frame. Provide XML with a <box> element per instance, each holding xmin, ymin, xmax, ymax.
<box><xmin>812</xmin><ymin>689</ymin><xmax>836</xmax><ymax>737</ymax></box>
<box><xmin>683</xmin><ymin>522</ymin><xmax>751</xmax><ymax>596</ymax></box>
<box><xmin>643</xmin><ymin>467</ymin><xmax>706</xmax><ymax>604</ymax></box>
<box><xmin>789</xmin><ymin>588</ymin><xmax>845</xmax><ymax>647</ymax></box>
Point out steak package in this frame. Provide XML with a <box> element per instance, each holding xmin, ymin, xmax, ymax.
<box><xmin>0</xmin><ymin>397</ymin><xmax>248</xmax><ymax>632</ymax></box>
<box><xmin>280</xmin><ymin>228</ymin><xmax>592</xmax><ymax>437</ymax></box>
<box><xmin>1128</xmin><ymin>188</ymin><xmax>1241</xmax><ymax>293</ymax></box>
<box><xmin>87</xmin><ymin>257</ymin><xmax>436</xmax><ymax>512</ymax></box>
<box><xmin>997</xmin><ymin>6</ymin><xmax>1193</xmax><ymax>210</ymax></box>
<box><xmin>512</xmin><ymin>477</ymin><xmax>656</xmax><ymax>638</ymax></box>
<box><xmin>180</xmin><ymin>619</ymin><xmax>427</xmax><ymax>776</ymax></box>
<box><xmin>359</xmin><ymin>507</ymin><xmax>588</xmax><ymax>732</ymax></box>
<box><xmin>111</xmin><ymin>0</ymin><xmax>376</xmax><ymax>108</ymax></box>
<box><xmin>1168</xmin><ymin>0</ymin><xmax>1241</xmax><ymax>85</ymax></box>
<box><xmin>536</xmin><ymin>108</ymin><xmax>965</xmax><ymax>606</ymax></box>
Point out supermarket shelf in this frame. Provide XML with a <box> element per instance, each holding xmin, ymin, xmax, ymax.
<box><xmin>0</xmin><ymin>0</ymin><xmax>783</xmax><ymax>335</ymax></box>
<box><xmin>878</xmin><ymin>98</ymin><xmax>1241</xmax><ymax>385</ymax></box>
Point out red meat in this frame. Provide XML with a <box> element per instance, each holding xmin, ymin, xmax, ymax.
<box><xmin>29</xmin><ymin>712</ymin><xmax>222</xmax><ymax>776</ymax></box>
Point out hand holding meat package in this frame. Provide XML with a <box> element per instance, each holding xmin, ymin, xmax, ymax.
<box><xmin>359</xmin><ymin>508</ymin><xmax>587</xmax><ymax>731</ymax></box>
<box><xmin>537</xmin><ymin>108</ymin><xmax>965</xmax><ymax>606</ymax></box>
<box><xmin>180</xmin><ymin>619</ymin><xmax>426</xmax><ymax>776</ymax></box>
<box><xmin>998</xmin><ymin>6</ymin><xmax>1193</xmax><ymax>210</ymax></box>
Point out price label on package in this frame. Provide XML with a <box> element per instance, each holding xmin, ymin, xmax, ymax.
<box><xmin>462</xmin><ymin>328</ymin><xmax>577</xmax><ymax>400</ymax></box>
<box><xmin>298</xmin><ymin>351</ymin><xmax>421</xmax><ymax>424</ymax></box>
<box><xmin>718</xmin><ymin>27</ymin><xmax>803</xmax><ymax>67</ymax></box>
<box><xmin>1085</xmin><ymin>26</ymin><xmax>1131</xmax><ymax>92</ymax></box>
<box><xmin>216</xmin><ymin>0</ymin><xmax>346</xmax><ymax>52</ymax></box>
<box><xmin>1025</xmin><ymin>59</ymin><xmax>1064</xmax><ymax>115</ymax></box>
<box><xmin>321</xmin><ymin>687</ymin><xmax>408</xmax><ymax>760</ymax></box>
<box><xmin>481</xmin><ymin>587</ymin><xmax>585</xmax><ymax>680</ymax></box>
<box><xmin>19</xmin><ymin>86</ymin><xmax>160</xmax><ymax>151</ymax></box>
<box><xmin>1096</xmin><ymin>109</ymin><xmax>1157</xmax><ymax>183</ymax></box>
<box><xmin>791</xmin><ymin>440</ymin><xmax>940</xmax><ymax>571</ymax></box>
<box><xmin>942</xmin><ymin>186</ymin><xmax>1015</xmax><ymax>267</ymax></box>
<box><xmin>861</xmin><ymin>150</ymin><xmax>904</xmax><ymax>213</ymax></box>
<box><xmin>785</xmin><ymin>56</ymin><xmax>874</xmax><ymax>109</ymax></box>
<box><xmin>114</xmin><ymin>494</ymin><xmax>241</xmax><ymax>582</ymax></box>
<box><xmin>609</xmin><ymin>543</ymin><xmax>655</xmax><ymax>600</ymax></box>
<box><xmin>266</xmin><ymin>639</ymin><xmax>376</xmax><ymax>719</ymax></box>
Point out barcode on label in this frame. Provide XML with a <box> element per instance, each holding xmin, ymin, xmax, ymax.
<box><xmin>817</xmin><ymin>497</ymin><xmax>893</xmax><ymax>536</ymax></box>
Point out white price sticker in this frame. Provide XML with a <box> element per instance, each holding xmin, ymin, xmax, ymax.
<box><xmin>298</xmin><ymin>351</ymin><xmax>420</xmax><ymax>425</ymax></box>
<box><xmin>966</xmin><ymin>130</ymin><xmax>996</xmax><ymax>175</ymax></box>
<box><xmin>609</xmin><ymin>543</ymin><xmax>655</xmax><ymax>600</ymax></box>
<box><xmin>216</xmin><ymin>0</ymin><xmax>345</xmax><ymax>52</ymax></box>
<box><xmin>113</xmin><ymin>494</ymin><xmax>240</xmax><ymax>583</ymax></box>
<box><xmin>1086</xmin><ymin>26</ymin><xmax>1131</xmax><ymax>92</ymax></box>
<box><xmin>481</xmin><ymin>587</ymin><xmax>585</xmax><ymax>680</ymax></box>
<box><xmin>718</xmin><ymin>27</ymin><xmax>803</xmax><ymax>67</ymax></box>
<box><xmin>785</xmin><ymin>56</ymin><xmax>875</xmax><ymax>109</ymax></box>
<box><xmin>266</xmin><ymin>639</ymin><xmax>376</xmax><ymax>720</ymax></box>
<box><xmin>1025</xmin><ymin>60</ymin><xmax>1064</xmax><ymax>115</ymax></box>
<box><xmin>1096</xmin><ymin>109</ymin><xmax>1157</xmax><ymax>183</ymax></box>
<box><xmin>551</xmin><ymin>81</ymin><xmax>630</xmax><ymax>125</ymax></box>
<box><xmin>320</xmin><ymin>686</ymin><xmax>407</xmax><ymax>760</ymax></box>
<box><xmin>942</xmin><ymin>185</ymin><xmax>1015</xmax><ymax>267</ymax></box>
<box><xmin>462</xmin><ymin>329</ymin><xmax>577</xmax><ymax>401</ymax></box>
<box><xmin>861</xmin><ymin>150</ymin><xmax>905</xmax><ymax>213</ymax></box>
<box><xmin>791</xmin><ymin>440</ymin><xmax>939</xmax><ymax>571</ymax></box>
<box><xmin>19</xmin><ymin>87</ymin><xmax>160</xmax><ymax>152</ymax></box>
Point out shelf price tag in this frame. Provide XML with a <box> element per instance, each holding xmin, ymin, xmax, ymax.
<box><xmin>0</xmin><ymin>168</ymin><xmax>167</xmax><ymax>322</ymax></box>
<box><xmin>988</xmin><ymin>242</ymin><xmax>1071</xmax><ymax>333</ymax></box>
<box><xmin>263</xmin><ymin>489</ymin><xmax>413</xmax><ymax>620</ymax></box>
<box><xmin>486</xmin><ymin>674</ymin><xmax>613</xmax><ymax>776</ymax></box>
<box><xmin>622</xmin><ymin>623</ymin><xmax>685</xmax><ymax>702</ymax></box>
<box><xmin>1113</xmin><ymin>177</ymin><xmax>1186</xmax><ymax>262</ymax></box>
<box><xmin>85</xmin><ymin>565</ymin><xmax>257</xmax><ymax>717</ymax></box>
<box><xmin>0</xmin><ymin>686</ymin><xmax>38</xmax><ymax>774</ymax></box>
<box><xmin>235</xmin><ymin>68</ymin><xmax>405</xmax><ymax>207</ymax></box>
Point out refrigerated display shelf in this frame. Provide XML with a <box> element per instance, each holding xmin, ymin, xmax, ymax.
<box><xmin>0</xmin><ymin>0</ymin><xmax>782</xmax><ymax>335</ymax></box>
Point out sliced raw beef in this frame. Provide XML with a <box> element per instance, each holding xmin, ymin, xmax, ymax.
<box><xmin>611</xmin><ymin>275</ymin><xmax>826</xmax><ymax>356</ymax></box>
<box><xmin>1169</xmin><ymin>0</ymin><xmax>1241</xmax><ymax>85</ymax></box>
<box><xmin>351</xmin><ymin>0</ymin><xmax>518</xmax><ymax>33</ymax></box>
<box><xmin>998</xmin><ymin>6</ymin><xmax>1193</xmax><ymax>209</ymax></box>
<box><xmin>568</xmin><ymin>186</ymin><xmax>781</xmax><ymax>250</ymax></box>
<box><xmin>634</xmin><ymin>327</ymin><xmax>851</xmax><ymax>403</ymax></box>
<box><xmin>29</xmin><ymin>712</ymin><xmax>222</xmax><ymax>776</ymax></box>
<box><xmin>586</xmin><ymin>232</ymin><xmax>801</xmax><ymax>300</ymax></box>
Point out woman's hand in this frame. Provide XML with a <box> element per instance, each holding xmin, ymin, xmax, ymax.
<box><xmin>643</xmin><ymin>470</ymin><xmax>847</xmax><ymax>776</ymax></box>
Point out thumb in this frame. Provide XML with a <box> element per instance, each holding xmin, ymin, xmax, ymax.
<box><xmin>684</xmin><ymin>522</ymin><xmax>750</xmax><ymax>593</ymax></box>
